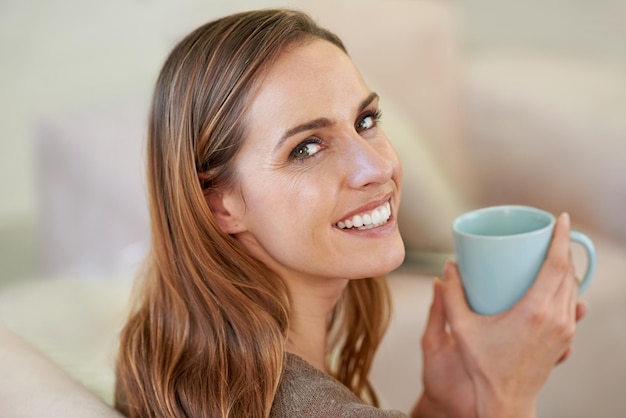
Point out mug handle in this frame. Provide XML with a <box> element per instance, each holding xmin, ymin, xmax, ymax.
<box><xmin>570</xmin><ymin>230</ymin><xmax>597</xmax><ymax>293</ymax></box>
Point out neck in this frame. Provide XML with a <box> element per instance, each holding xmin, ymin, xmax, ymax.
<box><xmin>285</xmin><ymin>276</ymin><xmax>348</xmax><ymax>373</ymax></box>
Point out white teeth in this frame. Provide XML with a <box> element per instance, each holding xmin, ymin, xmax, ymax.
<box><xmin>337</xmin><ymin>201</ymin><xmax>391</xmax><ymax>230</ymax></box>
<box><xmin>371</xmin><ymin>209</ymin><xmax>381</xmax><ymax>224</ymax></box>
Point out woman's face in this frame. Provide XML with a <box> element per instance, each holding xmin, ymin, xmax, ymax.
<box><xmin>217</xmin><ymin>39</ymin><xmax>404</xmax><ymax>285</ymax></box>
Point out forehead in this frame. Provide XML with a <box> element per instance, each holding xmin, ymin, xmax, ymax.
<box><xmin>246</xmin><ymin>39</ymin><xmax>371</xmax><ymax>130</ymax></box>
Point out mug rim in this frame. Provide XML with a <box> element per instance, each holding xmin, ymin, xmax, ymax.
<box><xmin>453</xmin><ymin>205</ymin><xmax>555</xmax><ymax>239</ymax></box>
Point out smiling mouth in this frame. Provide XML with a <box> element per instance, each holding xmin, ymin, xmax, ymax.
<box><xmin>336</xmin><ymin>201</ymin><xmax>392</xmax><ymax>231</ymax></box>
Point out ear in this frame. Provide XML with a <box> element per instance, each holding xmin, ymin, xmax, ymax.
<box><xmin>205</xmin><ymin>190</ymin><xmax>247</xmax><ymax>234</ymax></box>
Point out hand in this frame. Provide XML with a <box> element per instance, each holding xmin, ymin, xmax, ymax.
<box><xmin>416</xmin><ymin>213</ymin><xmax>588</xmax><ymax>418</ymax></box>
<box><xmin>413</xmin><ymin>277</ymin><xmax>476</xmax><ymax>418</ymax></box>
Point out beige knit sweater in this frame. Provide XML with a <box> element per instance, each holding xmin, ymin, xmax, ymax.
<box><xmin>270</xmin><ymin>353</ymin><xmax>407</xmax><ymax>417</ymax></box>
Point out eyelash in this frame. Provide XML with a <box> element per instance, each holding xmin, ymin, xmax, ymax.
<box><xmin>289</xmin><ymin>138</ymin><xmax>323</xmax><ymax>161</ymax></box>
<box><xmin>288</xmin><ymin>108</ymin><xmax>383</xmax><ymax>162</ymax></box>
<box><xmin>356</xmin><ymin>109</ymin><xmax>383</xmax><ymax>132</ymax></box>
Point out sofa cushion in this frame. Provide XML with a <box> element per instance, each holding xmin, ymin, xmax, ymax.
<box><xmin>0</xmin><ymin>323</ymin><xmax>124</xmax><ymax>417</ymax></box>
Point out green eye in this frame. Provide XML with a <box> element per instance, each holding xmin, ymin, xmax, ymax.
<box><xmin>290</xmin><ymin>139</ymin><xmax>323</xmax><ymax>160</ymax></box>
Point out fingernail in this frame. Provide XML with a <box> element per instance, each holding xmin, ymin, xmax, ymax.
<box><xmin>561</xmin><ymin>212</ymin><xmax>571</xmax><ymax>227</ymax></box>
<box><xmin>442</xmin><ymin>260</ymin><xmax>452</xmax><ymax>277</ymax></box>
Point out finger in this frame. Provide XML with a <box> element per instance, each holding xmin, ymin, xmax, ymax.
<box><xmin>556</xmin><ymin>302</ymin><xmax>587</xmax><ymax>367</ymax></box>
<box><xmin>547</xmin><ymin>212</ymin><xmax>572</xmax><ymax>262</ymax></box>
<box><xmin>440</xmin><ymin>260</ymin><xmax>474</xmax><ymax>324</ymax></box>
<box><xmin>528</xmin><ymin>213</ymin><xmax>572</xmax><ymax>299</ymax></box>
<box><xmin>559</xmin><ymin>264</ymin><xmax>579</xmax><ymax>322</ymax></box>
<box><xmin>557</xmin><ymin>347</ymin><xmax>572</xmax><ymax>365</ymax></box>
<box><xmin>422</xmin><ymin>278</ymin><xmax>447</xmax><ymax>350</ymax></box>
<box><xmin>566</xmin><ymin>253</ymin><xmax>580</xmax><ymax>314</ymax></box>
<box><xmin>575</xmin><ymin>301</ymin><xmax>588</xmax><ymax>322</ymax></box>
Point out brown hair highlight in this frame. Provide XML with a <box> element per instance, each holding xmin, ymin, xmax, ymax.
<box><xmin>115</xmin><ymin>9</ymin><xmax>392</xmax><ymax>417</ymax></box>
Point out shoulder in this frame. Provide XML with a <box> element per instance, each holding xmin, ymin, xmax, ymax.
<box><xmin>270</xmin><ymin>353</ymin><xmax>407</xmax><ymax>418</ymax></box>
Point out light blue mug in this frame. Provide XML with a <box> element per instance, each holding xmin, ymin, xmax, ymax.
<box><xmin>453</xmin><ymin>205</ymin><xmax>596</xmax><ymax>315</ymax></box>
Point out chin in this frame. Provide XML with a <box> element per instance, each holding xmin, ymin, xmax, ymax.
<box><xmin>382</xmin><ymin>232</ymin><xmax>406</xmax><ymax>271</ymax></box>
<box><xmin>378</xmin><ymin>246</ymin><xmax>406</xmax><ymax>276</ymax></box>
<box><xmin>351</xmin><ymin>243</ymin><xmax>406</xmax><ymax>279</ymax></box>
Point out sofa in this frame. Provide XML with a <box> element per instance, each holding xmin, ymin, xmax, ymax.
<box><xmin>1</xmin><ymin>1</ymin><xmax>625</xmax><ymax>417</ymax></box>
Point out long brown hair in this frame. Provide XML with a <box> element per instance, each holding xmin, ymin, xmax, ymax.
<box><xmin>115</xmin><ymin>9</ymin><xmax>392</xmax><ymax>417</ymax></box>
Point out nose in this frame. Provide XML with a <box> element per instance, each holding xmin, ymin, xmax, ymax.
<box><xmin>345</xmin><ymin>134</ymin><xmax>396</xmax><ymax>189</ymax></box>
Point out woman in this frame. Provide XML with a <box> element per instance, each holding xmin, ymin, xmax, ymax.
<box><xmin>115</xmin><ymin>9</ymin><xmax>585</xmax><ymax>418</ymax></box>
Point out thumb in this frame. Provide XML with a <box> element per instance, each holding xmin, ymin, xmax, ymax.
<box><xmin>440</xmin><ymin>260</ymin><xmax>473</xmax><ymax>324</ymax></box>
<box><xmin>422</xmin><ymin>278</ymin><xmax>447</xmax><ymax>349</ymax></box>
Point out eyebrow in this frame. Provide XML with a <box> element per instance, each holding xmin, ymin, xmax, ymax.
<box><xmin>276</xmin><ymin>91</ymin><xmax>379</xmax><ymax>148</ymax></box>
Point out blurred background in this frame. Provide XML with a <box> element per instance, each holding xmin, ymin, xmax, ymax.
<box><xmin>0</xmin><ymin>0</ymin><xmax>625</xmax><ymax>416</ymax></box>
<box><xmin>1</xmin><ymin>0</ymin><xmax>625</xmax><ymax>281</ymax></box>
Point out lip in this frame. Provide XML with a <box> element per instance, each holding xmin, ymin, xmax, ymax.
<box><xmin>334</xmin><ymin>192</ymin><xmax>394</xmax><ymax>227</ymax></box>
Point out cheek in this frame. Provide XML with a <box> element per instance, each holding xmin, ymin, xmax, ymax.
<box><xmin>393</xmin><ymin>150</ymin><xmax>403</xmax><ymax>191</ymax></box>
<box><xmin>241</xmin><ymin>174</ymin><xmax>334</xmax><ymax>238</ymax></box>
<box><xmin>384</xmin><ymin>136</ymin><xmax>403</xmax><ymax>190</ymax></box>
